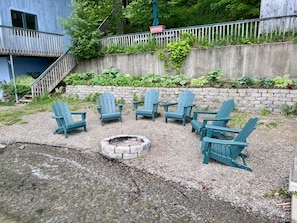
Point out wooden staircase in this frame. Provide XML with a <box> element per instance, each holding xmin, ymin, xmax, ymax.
<box><xmin>30</xmin><ymin>50</ymin><xmax>77</xmax><ymax>98</ymax></box>
<box><xmin>19</xmin><ymin>94</ymin><xmax>33</xmax><ymax>104</ymax></box>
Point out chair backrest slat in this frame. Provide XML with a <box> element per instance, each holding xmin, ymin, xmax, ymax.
<box><xmin>99</xmin><ymin>93</ymin><xmax>116</xmax><ymax>114</ymax></box>
<box><xmin>176</xmin><ymin>90</ymin><xmax>195</xmax><ymax>116</ymax></box>
<box><xmin>235</xmin><ymin>118</ymin><xmax>259</xmax><ymax>142</ymax></box>
<box><xmin>144</xmin><ymin>89</ymin><xmax>159</xmax><ymax>110</ymax></box>
<box><xmin>212</xmin><ymin>99</ymin><xmax>235</xmax><ymax>126</ymax></box>
<box><xmin>52</xmin><ymin>101</ymin><xmax>74</xmax><ymax>125</ymax></box>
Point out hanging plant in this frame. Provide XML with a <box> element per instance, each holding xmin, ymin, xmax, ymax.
<box><xmin>156</xmin><ymin>32</ymin><xmax>196</xmax><ymax>74</ymax></box>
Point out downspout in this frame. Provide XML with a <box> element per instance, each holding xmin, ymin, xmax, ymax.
<box><xmin>9</xmin><ymin>55</ymin><xmax>18</xmax><ymax>102</ymax></box>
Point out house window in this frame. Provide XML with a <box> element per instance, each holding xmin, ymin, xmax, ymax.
<box><xmin>11</xmin><ymin>10</ymin><xmax>37</xmax><ymax>30</ymax></box>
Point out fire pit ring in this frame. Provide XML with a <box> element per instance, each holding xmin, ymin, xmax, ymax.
<box><xmin>100</xmin><ymin>135</ymin><xmax>151</xmax><ymax>160</ymax></box>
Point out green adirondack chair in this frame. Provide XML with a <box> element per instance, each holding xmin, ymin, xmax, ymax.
<box><xmin>52</xmin><ymin>101</ymin><xmax>87</xmax><ymax>138</ymax></box>
<box><xmin>163</xmin><ymin>90</ymin><xmax>195</xmax><ymax>126</ymax></box>
<box><xmin>191</xmin><ymin>99</ymin><xmax>235</xmax><ymax>140</ymax></box>
<box><xmin>97</xmin><ymin>92</ymin><xmax>123</xmax><ymax>126</ymax></box>
<box><xmin>201</xmin><ymin>117</ymin><xmax>258</xmax><ymax>172</ymax></box>
<box><xmin>133</xmin><ymin>89</ymin><xmax>160</xmax><ymax>121</ymax></box>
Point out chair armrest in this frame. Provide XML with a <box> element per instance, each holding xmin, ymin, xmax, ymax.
<box><xmin>71</xmin><ymin>111</ymin><xmax>86</xmax><ymax>120</ymax></box>
<box><xmin>97</xmin><ymin>106</ymin><xmax>101</xmax><ymax>114</ymax></box>
<box><xmin>202</xmin><ymin>117</ymin><xmax>231</xmax><ymax>124</ymax></box>
<box><xmin>52</xmin><ymin>115</ymin><xmax>63</xmax><ymax>120</ymax></box>
<box><xmin>203</xmin><ymin>136</ymin><xmax>249</xmax><ymax>146</ymax></box>
<box><xmin>192</xmin><ymin>110</ymin><xmax>218</xmax><ymax>120</ymax></box>
<box><xmin>116</xmin><ymin>104</ymin><xmax>123</xmax><ymax>112</ymax></box>
<box><xmin>163</xmin><ymin>102</ymin><xmax>178</xmax><ymax>112</ymax></box>
<box><xmin>205</xmin><ymin>124</ymin><xmax>241</xmax><ymax>134</ymax></box>
<box><xmin>133</xmin><ymin>100</ymin><xmax>144</xmax><ymax>109</ymax></box>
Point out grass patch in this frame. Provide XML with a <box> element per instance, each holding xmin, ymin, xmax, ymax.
<box><xmin>0</xmin><ymin>96</ymin><xmax>96</xmax><ymax>126</ymax></box>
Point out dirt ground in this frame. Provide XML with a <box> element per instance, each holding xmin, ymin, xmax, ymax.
<box><xmin>0</xmin><ymin>104</ymin><xmax>296</xmax><ymax>222</ymax></box>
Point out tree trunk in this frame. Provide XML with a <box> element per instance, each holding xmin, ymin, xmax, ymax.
<box><xmin>113</xmin><ymin>0</ymin><xmax>124</xmax><ymax>34</ymax></box>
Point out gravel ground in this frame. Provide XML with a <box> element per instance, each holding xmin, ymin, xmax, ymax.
<box><xmin>0</xmin><ymin>104</ymin><xmax>296</xmax><ymax>222</ymax></box>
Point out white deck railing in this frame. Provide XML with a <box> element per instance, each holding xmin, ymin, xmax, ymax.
<box><xmin>101</xmin><ymin>15</ymin><xmax>297</xmax><ymax>49</ymax></box>
<box><xmin>0</xmin><ymin>25</ymin><xmax>64</xmax><ymax>57</ymax></box>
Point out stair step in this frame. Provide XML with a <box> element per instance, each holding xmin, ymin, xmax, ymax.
<box><xmin>19</xmin><ymin>94</ymin><xmax>33</xmax><ymax>104</ymax></box>
<box><xmin>19</xmin><ymin>99</ymin><xmax>32</xmax><ymax>103</ymax></box>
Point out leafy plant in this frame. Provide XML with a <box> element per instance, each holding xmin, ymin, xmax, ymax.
<box><xmin>5</xmin><ymin>75</ymin><xmax>35</xmax><ymax>97</ymax></box>
<box><xmin>190</xmin><ymin>76</ymin><xmax>208</xmax><ymax>87</ymax></box>
<box><xmin>64</xmin><ymin>72</ymin><xmax>95</xmax><ymax>85</ymax></box>
<box><xmin>271</xmin><ymin>74</ymin><xmax>293</xmax><ymax>88</ymax></box>
<box><xmin>100</xmin><ymin>66</ymin><xmax>122</xmax><ymax>78</ymax></box>
<box><xmin>206</xmin><ymin>68</ymin><xmax>224</xmax><ymax>86</ymax></box>
<box><xmin>235</xmin><ymin>76</ymin><xmax>255</xmax><ymax>87</ymax></box>
<box><xmin>156</xmin><ymin>32</ymin><xmax>196</xmax><ymax>74</ymax></box>
<box><xmin>282</xmin><ymin>102</ymin><xmax>297</xmax><ymax>116</ymax></box>
<box><xmin>259</xmin><ymin>77</ymin><xmax>274</xmax><ymax>88</ymax></box>
<box><xmin>264</xmin><ymin>188</ymin><xmax>292</xmax><ymax>199</ymax></box>
<box><xmin>59</xmin><ymin>0</ymin><xmax>104</xmax><ymax>59</ymax></box>
<box><xmin>84</xmin><ymin>92</ymin><xmax>101</xmax><ymax>102</ymax></box>
<box><xmin>261</xmin><ymin>108</ymin><xmax>271</xmax><ymax>116</ymax></box>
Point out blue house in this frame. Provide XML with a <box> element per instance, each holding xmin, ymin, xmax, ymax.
<box><xmin>0</xmin><ymin>0</ymin><xmax>71</xmax><ymax>99</ymax></box>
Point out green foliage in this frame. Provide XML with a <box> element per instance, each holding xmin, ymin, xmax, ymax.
<box><xmin>64</xmin><ymin>71</ymin><xmax>95</xmax><ymax>85</ymax></box>
<box><xmin>264</xmin><ymin>188</ymin><xmax>292</xmax><ymax>199</ymax></box>
<box><xmin>261</xmin><ymin>108</ymin><xmax>271</xmax><ymax>116</ymax></box>
<box><xmin>100</xmin><ymin>66</ymin><xmax>122</xmax><ymax>78</ymax></box>
<box><xmin>206</xmin><ymin>68</ymin><xmax>224</xmax><ymax>85</ymax></box>
<box><xmin>60</xmin><ymin>0</ymin><xmax>106</xmax><ymax>59</ymax></box>
<box><xmin>271</xmin><ymin>74</ymin><xmax>293</xmax><ymax>88</ymax></box>
<box><xmin>259</xmin><ymin>78</ymin><xmax>274</xmax><ymax>88</ymax></box>
<box><xmin>84</xmin><ymin>92</ymin><xmax>101</xmax><ymax>102</ymax></box>
<box><xmin>116</xmin><ymin>97</ymin><xmax>125</xmax><ymax>105</ymax></box>
<box><xmin>235</xmin><ymin>76</ymin><xmax>255</xmax><ymax>86</ymax></box>
<box><xmin>228</xmin><ymin>113</ymin><xmax>249</xmax><ymax>128</ymax></box>
<box><xmin>5</xmin><ymin>75</ymin><xmax>35</xmax><ymax>97</ymax></box>
<box><xmin>190</xmin><ymin>76</ymin><xmax>208</xmax><ymax>87</ymax></box>
<box><xmin>157</xmin><ymin>32</ymin><xmax>196</xmax><ymax>74</ymax></box>
<box><xmin>282</xmin><ymin>102</ymin><xmax>297</xmax><ymax>116</ymax></box>
<box><xmin>210</xmin><ymin>0</ymin><xmax>260</xmax><ymax>20</ymax></box>
<box><xmin>139</xmin><ymin>73</ymin><xmax>190</xmax><ymax>87</ymax></box>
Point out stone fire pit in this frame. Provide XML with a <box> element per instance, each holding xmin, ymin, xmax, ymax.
<box><xmin>100</xmin><ymin>135</ymin><xmax>151</xmax><ymax>160</ymax></box>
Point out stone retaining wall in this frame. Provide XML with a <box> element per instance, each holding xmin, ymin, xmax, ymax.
<box><xmin>66</xmin><ymin>85</ymin><xmax>297</xmax><ymax>114</ymax></box>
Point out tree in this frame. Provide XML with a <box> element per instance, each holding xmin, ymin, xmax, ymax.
<box><xmin>60</xmin><ymin>0</ymin><xmax>110</xmax><ymax>59</ymax></box>
<box><xmin>210</xmin><ymin>0</ymin><xmax>260</xmax><ymax>20</ymax></box>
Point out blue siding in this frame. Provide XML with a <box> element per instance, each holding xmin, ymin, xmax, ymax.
<box><xmin>0</xmin><ymin>1</ymin><xmax>71</xmax><ymax>85</ymax></box>
<box><xmin>0</xmin><ymin>0</ymin><xmax>71</xmax><ymax>34</ymax></box>
<box><xmin>0</xmin><ymin>57</ymin><xmax>11</xmax><ymax>83</ymax></box>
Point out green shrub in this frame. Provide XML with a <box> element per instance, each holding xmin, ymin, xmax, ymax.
<box><xmin>259</xmin><ymin>77</ymin><xmax>274</xmax><ymax>88</ymax></box>
<box><xmin>271</xmin><ymin>74</ymin><xmax>293</xmax><ymax>88</ymax></box>
<box><xmin>282</xmin><ymin>102</ymin><xmax>297</xmax><ymax>116</ymax></box>
<box><xmin>206</xmin><ymin>68</ymin><xmax>224</xmax><ymax>86</ymax></box>
<box><xmin>235</xmin><ymin>76</ymin><xmax>255</xmax><ymax>86</ymax></box>
<box><xmin>190</xmin><ymin>76</ymin><xmax>208</xmax><ymax>87</ymax></box>
<box><xmin>5</xmin><ymin>75</ymin><xmax>35</xmax><ymax>97</ymax></box>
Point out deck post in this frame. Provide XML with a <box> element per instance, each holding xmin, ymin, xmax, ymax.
<box><xmin>9</xmin><ymin>55</ymin><xmax>18</xmax><ymax>102</ymax></box>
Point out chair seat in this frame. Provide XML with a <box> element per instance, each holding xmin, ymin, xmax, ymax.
<box><xmin>165</xmin><ymin>112</ymin><xmax>183</xmax><ymax>120</ymax></box>
<box><xmin>190</xmin><ymin>119</ymin><xmax>203</xmax><ymax>132</ymax></box>
<box><xmin>191</xmin><ymin>99</ymin><xmax>235</xmax><ymax>140</ymax></box>
<box><xmin>136</xmin><ymin>109</ymin><xmax>154</xmax><ymax>116</ymax></box>
<box><xmin>97</xmin><ymin>92</ymin><xmax>123</xmax><ymax>126</ymax></box>
<box><xmin>65</xmin><ymin>120</ymin><xmax>86</xmax><ymax>130</ymax></box>
<box><xmin>101</xmin><ymin>112</ymin><xmax>122</xmax><ymax>120</ymax></box>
